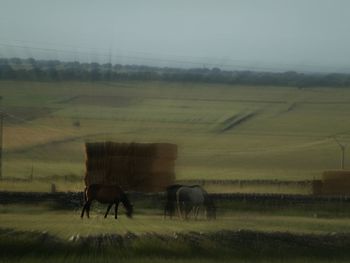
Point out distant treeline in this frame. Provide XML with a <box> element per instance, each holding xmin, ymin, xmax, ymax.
<box><xmin>1</xmin><ymin>57</ymin><xmax>350</xmax><ymax>87</ymax></box>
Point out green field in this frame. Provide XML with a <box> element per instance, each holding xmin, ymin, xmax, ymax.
<box><xmin>2</xmin><ymin>203</ymin><xmax>350</xmax><ymax>262</ymax></box>
<box><xmin>0</xmin><ymin>80</ymin><xmax>350</xmax><ymax>191</ymax></box>
<box><xmin>2</xmin><ymin>203</ymin><xmax>350</xmax><ymax>237</ymax></box>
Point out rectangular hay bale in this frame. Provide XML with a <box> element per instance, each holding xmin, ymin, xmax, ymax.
<box><xmin>108</xmin><ymin>156</ymin><xmax>175</xmax><ymax>174</ymax></box>
<box><xmin>85</xmin><ymin>142</ymin><xmax>177</xmax><ymax>160</ymax></box>
<box><xmin>321</xmin><ymin>170</ymin><xmax>350</xmax><ymax>195</ymax></box>
<box><xmin>84</xmin><ymin>170</ymin><xmax>108</xmax><ymax>186</ymax></box>
<box><xmin>312</xmin><ymin>180</ymin><xmax>323</xmax><ymax>195</ymax></box>
<box><xmin>84</xmin><ymin>142</ymin><xmax>177</xmax><ymax>192</ymax></box>
<box><xmin>322</xmin><ymin>180</ymin><xmax>350</xmax><ymax>195</ymax></box>
<box><xmin>323</xmin><ymin>170</ymin><xmax>350</xmax><ymax>181</ymax></box>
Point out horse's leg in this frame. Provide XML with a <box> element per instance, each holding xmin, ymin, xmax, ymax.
<box><xmin>86</xmin><ymin>201</ymin><xmax>92</xmax><ymax>219</ymax></box>
<box><xmin>170</xmin><ymin>202</ymin><xmax>175</xmax><ymax>219</ymax></box>
<box><xmin>163</xmin><ymin>202</ymin><xmax>168</xmax><ymax>219</ymax></box>
<box><xmin>192</xmin><ymin>206</ymin><xmax>197</xmax><ymax>220</ymax></box>
<box><xmin>177</xmin><ymin>202</ymin><xmax>183</xmax><ymax>220</ymax></box>
<box><xmin>164</xmin><ymin>202</ymin><xmax>172</xmax><ymax>219</ymax></box>
<box><xmin>176</xmin><ymin>189</ymin><xmax>183</xmax><ymax>220</ymax></box>
<box><xmin>185</xmin><ymin>206</ymin><xmax>193</xmax><ymax>220</ymax></box>
<box><xmin>204</xmin><ymin>204</ymin><xmax>209</xmax><ymax>219</ymax></box>
<box><xmin>182</xmin><ymin>204</ymin><xmax>189</xmax><ymax>220</ymax></box>
<box><xmin>194</xmin><ymin>206</ymin><xmax>199</xmax><ymax>220</ymax></box>
<box><xmin>104</xmin><ymin>203</ymin><xmax>113</xmax><ymax>218</ymax></box>
<box><xmin>81</xmin><ymin>202</ymin><xmax>87</xmax><ymax>218</ymax></box>
<box><xmin>114</xmin><ymin>201</ymin><xmax>120</xmax><ymax>219</ymax></box>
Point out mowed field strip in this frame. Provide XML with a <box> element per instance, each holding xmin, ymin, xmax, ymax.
<box><xmin>2</xmin><ymin>204</ymin><xmax>350</xmax><ymax>239</ymax></box>
<box><xmin>0</xmin><ymin>80</ymin><xmax>350</xmax><ymax>188</ymax></box>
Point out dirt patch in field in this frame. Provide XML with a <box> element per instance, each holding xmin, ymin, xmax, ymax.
<box><xmin>59</xmin><ymin>95</ymin><xmax>141</xmax><ymax>107</ymax></box>
<box><xmin>5</xmin><ymin>107</ymin><xmax>55</xmax><ymax>123</ymax></box>
<box><xmin>301</xmin><ymin>101</ymin><xmax>350</xmax><ymax>105</ymax></box>
<box><xmin>275</xmin><ymin>102</ymin><xmax>299</xmax><ymax>116</ymax></box>
<box><xmin>285</xmin><ymin>102</ymin><xmax>298</xmax><ymax>113</ymax></box>
<box><xmin>219</xmin><ymin>111</ymin><xmax>259</xmax><ymax>132</ymax></box>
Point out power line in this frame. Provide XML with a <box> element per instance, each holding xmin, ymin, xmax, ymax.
<box><xmin>2</xmin><ymin>41</ymin><xmax>349</xmax><ymax>73</ymax></box>
<box><xmin>1</xmin><ymin>37</ymin><xmax>350</xmax><ymax>73</ymax></box>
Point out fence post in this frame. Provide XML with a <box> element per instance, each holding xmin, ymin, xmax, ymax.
<box><xmin>51</xmin><ymin>183</ymin><xmax>56</xmax><ymax>193</ymax></box>
<box><xmin>29</xmin><ymin>165</ymin><xmax>34</xmax><ymax>182</ymax></box>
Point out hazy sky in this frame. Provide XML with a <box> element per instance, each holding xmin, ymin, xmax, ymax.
<box><xmin>1</xmin><ymin>0</ymin><xmax>350</xmax><ymax>72</ymax></box>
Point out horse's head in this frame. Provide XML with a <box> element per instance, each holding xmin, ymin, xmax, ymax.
<box><xmin>121</xmin><ymin>192</ymin><xmax>134</xmax><ymax>219</ymax></box>
<box><xmin>126</xmin><ymin>203</ymin><xmax>133</xmax><ymax>218</ymax></box>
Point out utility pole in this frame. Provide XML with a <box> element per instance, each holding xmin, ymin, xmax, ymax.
<box><xmin>333</xmin><ymin>137</ymin><xmax>346</xmax><ymax>170</ymax></box>
<box><xmin>0</xmin><ymin>96</ymin><xmax>3</xmax><ymax>180</ymax></box>
<box><xmin>108</xmin><ymin>45</ymin><xmax>113</xmax><ymax>81</ymax></box>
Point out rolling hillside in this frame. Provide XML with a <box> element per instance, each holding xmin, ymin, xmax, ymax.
<box><xmin>0</xmin><ymin>80</ymin><xmax>349</xmax><ymax>187</ymax></box>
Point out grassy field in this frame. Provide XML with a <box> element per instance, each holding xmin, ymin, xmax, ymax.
<box><xmin>2</xmin><ymin>206</ymin><xmax>350</xmax><ymax>238</ymax></box>
<box><xmin>3</xmin><ymin>226</ymin><xmax>350</xmax><ymax>263</ymax></box>
<box><xmin>0</xmin><ymin>179</ymin><xmax>313</xmax><ymax>194</ymax></box>
<box><xmin>2</xmin><ymin>203</ymin><xmax>350</xmax><ymax>262</ymax></box>
<box><xmin>0</xmin><ymin>80</ymin><xmax>350</xmax><ymax>192</ymax></box>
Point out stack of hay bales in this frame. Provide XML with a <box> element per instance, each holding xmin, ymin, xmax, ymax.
<box><xmin>321</xmin><ymin>170</ymin><xmax>350</xmax><ymax>195</ymax></box>
<box><xmin>84</xmin><ymin>142</ymin><xmax>177</xmax><ymax>192</ymax></box>
<box><xmin>312</xmin><ymin>170</ymin><xmax>350</xmax><ymax>195</ymax></box>
<box><xmin>311</xmin><ymin>180</ymin><xmax>323</xmax><ymax>195</ymax></box>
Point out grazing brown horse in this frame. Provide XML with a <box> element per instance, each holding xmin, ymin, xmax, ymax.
<box><xmin>81</xmin><ymin>184</ymin><xmax>133</xmax><ymax>219</ymax></box>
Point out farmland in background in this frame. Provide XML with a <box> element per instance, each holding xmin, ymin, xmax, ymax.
<box><xmin>0</xmin><ymin>80</ymin><xmax>350</xmax><ymax>192</ymax></box>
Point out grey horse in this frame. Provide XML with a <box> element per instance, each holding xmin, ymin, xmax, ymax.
<box><xmin>175</xmin><ymin>185</ymin><xmax>216</xmax><ymax>220</ymax></box>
